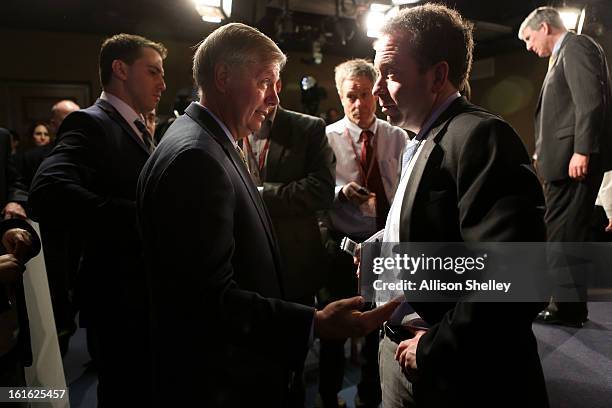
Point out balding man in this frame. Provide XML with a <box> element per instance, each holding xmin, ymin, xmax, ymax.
<box><xmin>137</xmin><ymin>23</ymin><xmax>397</xmax><ymax>406</ymax></box>
<box><xmin>49</xmin><ymin>100</ymin><xmax>80</xmax><ymax>135</ymax></box>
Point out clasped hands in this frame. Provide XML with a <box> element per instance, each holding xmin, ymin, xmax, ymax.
<box><xmin>0</xmin><ymin>228</ymin><xmax>33</xmax><ymax>284</ymax></box>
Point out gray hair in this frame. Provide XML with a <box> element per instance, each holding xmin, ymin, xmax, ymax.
<box><xmin>518</xmin><ymin>7</ymin><xmax>566</xmax><ymax>40</ymax></box>
<box><xmin>334</xmin><ymin>59</ymin><xmax>378</xmax><ymax>94</ymax></box>
<box><xmin>193</xmin><ymin>23</ymin><xmax>287</xmax><ymax>93</ymax></box>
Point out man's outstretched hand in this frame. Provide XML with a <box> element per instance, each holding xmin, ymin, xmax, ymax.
<box><xmin>314</xmin><ymin>296</ymin><xmax>399</xmax><ymax>339</ymax></box>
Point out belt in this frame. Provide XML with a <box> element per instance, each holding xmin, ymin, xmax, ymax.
<box><xmin>383</xmin><ymin>322</ymin><xmax>415</xmax><ymax>344</ymax></box>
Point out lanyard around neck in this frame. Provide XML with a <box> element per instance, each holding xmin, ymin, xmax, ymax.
<box><xmin>243</xmin><ymin>136</ymin><xmax>271</xmax><ymax>173</ymax></box>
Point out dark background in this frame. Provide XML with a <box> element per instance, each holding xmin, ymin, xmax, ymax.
<box><xmin>2</xmin><ymin>0</ymin><xmax>612</xmax><ymax>153</ymax></box>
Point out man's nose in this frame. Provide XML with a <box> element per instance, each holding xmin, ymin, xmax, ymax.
<box><xmin>373</xmin><ymin>77</ymin><xmax>384</xmax><ymax>97</ymax></box>
<box><xmin>266</xmin><ymin>86</ymin><xmax>279</xmax><ymax>106</ymax></box>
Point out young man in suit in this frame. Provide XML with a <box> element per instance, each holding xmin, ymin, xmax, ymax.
<box><xmin>369</xmin><ymin>4</ymin><xmax>548</xmax><ymax>407</ymax></box>
<box><xmin>29</xmin><ymin>33</ymin><xmax>166</xmax><ymax>406</ymax></box>
<box><xmin>136</xmin><ymin>23</ymin><xmax>397</xmax><ymax>407</ymax></box>
<box><xmin>520</xmin><ymin>6</ymin><xmax>612</xmax><ymax>327</ymax></box>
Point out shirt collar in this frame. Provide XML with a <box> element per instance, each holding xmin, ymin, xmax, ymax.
<box><xmin>552</xmin><ymin>32</ymin><xmax>568</xmax><ymax>57</ymax></box>
<box><xmin>343</xmin><ymin>116</ymin><xmax>378</xmax><ymax>142</ymax></box>
<box><xmin>415</xmin><ymin>92</ymin><xmax>461</xmax><ymax>140</ymax></box>
<box><xmin>100</xmin><ymin>91</ymin><xmax>143</xmax><ymax>130</ymax></box>
<box><xmin>197</xmin><ymin>102</ymin><xmax>236</xmax><ymax>147</ymax></box>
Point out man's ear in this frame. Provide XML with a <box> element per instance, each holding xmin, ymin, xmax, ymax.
<box><xmin>540</xmin><ymin>22</ymin><xmax>550</xmax><ymax>35</ymax></box>
<box><xmin>111</xmin><ymin>59</ymin><xmax>129</xmax><ymax>82</ymax></box>
<box><xmin>431</xmin><ymin>61</ymin><xmax>449</xmax><ymax>93</ymax></box>
<box><xmin>214</xmin><ymin>62</ymin><xmax>230</xmax><ymax>93</ymax></box>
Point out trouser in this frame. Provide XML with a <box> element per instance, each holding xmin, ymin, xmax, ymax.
<box><xmin>318</xmin><ymin>233</ymin><xmax>381</xmax><ymax>406</ymax></box>
<box><xmin>378</xmin><ymin>335</ymin><xmax>415</xmax><ymax>408</ymax></box>
<box><xmin>543</xmin><ymin>173</ymin><xmax>602</xmax><ymax>320</ymax></box>
<box><xmin>287</xmin><ymin>295</ymin><xmax>315</xmax><ymax>408</ymax></box>
<box><xmin>86</xmin><ymin>312</ymin><xmax>152</xmax><ymax>407</ymax></box>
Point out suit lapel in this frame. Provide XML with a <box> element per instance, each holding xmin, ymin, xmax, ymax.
<box><xmin>95</xmin><ymin>99</ymin><xmax>151</xmax><ymax>155</ymax></box>
<box><xmin>264</xmin><ymin>107</ymin><xmax>288</xmax><ymax>181</ymax></box>
<box><xmin>536</xmin><ymin>33</ymin><xmax>571</xmax><ymax>116</ymax></box>
<box><xmin>184</xmin><ymin>103</ymin><xmax>281</xmax><ymax>263</ymax></box>
<box><xmin>399</xmin><ymin>98</ymin><xmax>468</xmax><ymax>240</ymax></box>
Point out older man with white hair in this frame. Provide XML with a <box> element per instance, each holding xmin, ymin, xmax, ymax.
<box><xmin>519</xmin><ymin>6</ymin><xmax>612</xmax><ymax>327</ymax></box>
<box><xmin>136</xmin><ymin>23</ymin><xmax>397</xmax><ymax>407</ymax></box>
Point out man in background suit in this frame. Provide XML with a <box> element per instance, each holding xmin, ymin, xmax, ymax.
<box><xmin>520</xmin><ymin>6</ymin><xmax>612</xmax><ymax>327</ymax></box>
<box><xmin>320</xmin><ymin>58</ymin><xmax>406</xmax><ymax>408</ymax></box>
<box><xmin>137</xmin><ymin>23</ymin><xmax>397</xmax><ymax>407</ymax></box>
<box><xmin>244</xmin><ymin>97</ymin><xmax>335</xmax><ymax>407</ymax></box>
<box><xmin>29</xmin><ymin>33</ymin><xmax>166</xmax><ymax>406</ymax></box>
<box><xmin>371</xmin><ymin>4</ymin><xmax>548</xmax><ymax>406</ymax></box>
<box><xmin>246</xmin><ymin>93</ymin><xmax>335</xmax><ymax>306</ymax></box>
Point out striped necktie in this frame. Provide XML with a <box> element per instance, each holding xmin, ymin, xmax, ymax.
<box><xmin>134</xmin><ymin>119</ymin><xmax>155</xmax><ymax>154</ymax></box>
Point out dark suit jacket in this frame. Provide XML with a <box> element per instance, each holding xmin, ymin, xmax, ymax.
<box><xmin>137</xmin><ymin>102</ymin><xmax>314</xmax><ymax>406</ymax></box>
<box><xmin>28</xmin><ymin>99</ymin><xmax>153</xmax><ymax>324</ymax></box>
<box><xmin>0</xmin><ymin>129</ymin><xmax>30</xmax><ymax>358</ymax></box>
<box><xmin>13</xmin><ymin>144</ymin><xmax>53</xmax><ymax>191</ymax></box>
<box><xmin>400</xmin><ymin>97</ymin><xmax>549</xmax><ymax>407</ymax></box>
<box><xmin>261</xmin><ymin>107</ymin><xmax>335</xmax><ymax>302</ymax></box>
<box><xmin>0</xmin><ymin>129</ymin><xmax>28</xmax><ymax>209</ymax></box>
<box><xmin>536</xmin><ymin>32</ymin><xmax>612</xmax><ymax>182</ymax></box>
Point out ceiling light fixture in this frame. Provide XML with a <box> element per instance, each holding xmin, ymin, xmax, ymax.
<box><xmin>192</xmin><ymin>0</ymin><xmax>232</xmax><ymax>24</ymax></box>
<box><xmin>366</xmin><ymin>3</ymin><xmax>399</xmax><ymax>38</ymax></box>
<box><xmin>558</xmin><ymin>7</ymin><xmax>586</xmax><ymax>34</ymax></box>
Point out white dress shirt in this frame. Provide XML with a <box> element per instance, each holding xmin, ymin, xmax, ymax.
<box><xmin>100</xmin><ymin>91</ymin><xmax>147</xmax><ymax>141</ymax></box>
<box><xmin>326</xmin><ymin>116</ymin><xmax>407</xmax><ymax>239</ymax></box>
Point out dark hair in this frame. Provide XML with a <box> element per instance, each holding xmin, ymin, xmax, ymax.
<box><xmin>99</xmin><ymin>33</ymin><xmax>167</xmax><ymax>87</ymax></box>
<box><xmin>28</xmin><ymin>121</ymin><xmax>50</xmax><ymax>138</ymax></box>
<box><xmin>381</xmin><ymin>3</ymin><xmax>474</xmax><ymax>89</ymax></box>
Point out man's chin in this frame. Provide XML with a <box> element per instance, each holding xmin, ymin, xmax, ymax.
<box><xmin>247</xmin><ymin>122</ymin><xmax>263</xmax><ymax>134</ymax></box>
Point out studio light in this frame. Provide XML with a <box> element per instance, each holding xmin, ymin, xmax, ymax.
<box><xmin>558</xmin><ymin>7</ymin><xmax>586</xmax><ymax>34</ymax></box>
<box><xmin>366</xmin><ymin>3</ymin><xmax>399</xmax><ymax>38</ymax></box>
<box><xmin>192</xmin><ymin>0</ymin><xmax>232</xmax><ymax>24</ymax></box>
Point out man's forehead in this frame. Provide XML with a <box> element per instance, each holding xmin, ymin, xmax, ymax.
<box><xmin>343</xmin><ymin>77</ymin><xmax>373</xmax><ymax>90</ymax></box>
<box><xmin>374</xmin><ymin>34</ymin><xmax>405</xmax><ymax>61</ymax></box>
<box><xmin>248</xmin><ymin>61</ymin><xmax>280</xmax><ymax>77</ymax></box>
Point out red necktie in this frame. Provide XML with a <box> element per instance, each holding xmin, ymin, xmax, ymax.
<box><xmin>360</xmin><ymin>130</ymin><xmax>390</xmax><ymax>229</ymax></box>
